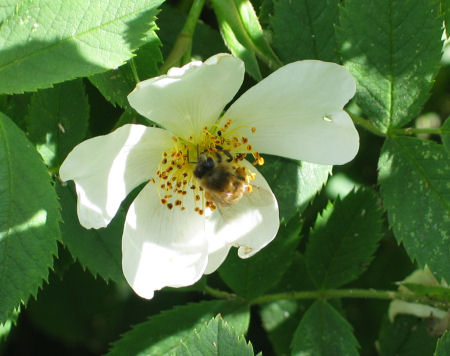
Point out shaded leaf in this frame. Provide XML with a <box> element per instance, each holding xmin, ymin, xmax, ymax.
<box><xmin>0</xmin><ymin>112</ymin><xmax>60</xmax><ymax>323</ymax></box>
<box><xmin>106</xmin><ymin>300</ymin><xmax>250</xmax><ymax>356</ymax></box>
<box><xmin>26</xmin><ymin>79</ymin><xmax>89</xmax><ymax>167</ymax></box>
<box><xmin>271</xmin><ymin>0</ymin><xmax>339</xmax><ymax>62</ymax></box>
<box><xmin>291</xmin><ymin>300</ymin><xmax>359</xmax><ymax>356</ymax></box>
<box><xmin>158</xmin><ymin>4</ymin><xmax>227</xmax><ymax>61</ymax></box>
<box><xmin>337</xmin><ymin>0</ymin><xmax>442</xmax><ymax>131</ymax></box>
<box><xmin>442</xmin><ymin>117</ymin><xmax>450</xmax><ymax>154</ymax></box>
<box><xmin>378</xmin><ymin>315</ymin><xmax>437</xmax><ymax>356</ymax></box>
<box><xmin>57</xmin><ymin>182</ymin><xmax>124</xmax><ymax>284</ymax></box>
<box><xmin>0</xmin><ymin>0</ymin><xmax>164</xmax><ymax>94</ymax></box>
<box><xmin>378</xmin><ymin>137</ymin><xmax>450</xmax><ymax>282</ymax></box>
<box><xmin>219</xmin><ymin>213</ymin><xmax>302</xmax><ymax>300</ymax></box>
<box><xmin>260</xmin><ymin>297</ymin><xmax>303</xmax><ymax>356</ymax></box>
<box><xmin>306</xmin><ymin>188</ymin><xmax>383</xmax><ymax>288</ymax></box>
<box><xmin>258</xmin><ymin>155</ymin><xmax>331</xmax><ymax>222</ymax></box>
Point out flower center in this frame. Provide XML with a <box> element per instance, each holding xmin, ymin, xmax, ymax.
<box><xmin>152</xmin><ymin>119</ymin><xmax>264</xmax><ymax>214</ymax></box>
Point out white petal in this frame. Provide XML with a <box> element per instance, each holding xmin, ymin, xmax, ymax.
<box><xmin>224</xmin><ymin>60</ymin><xmax>359</xmax><ymax>165</ymax></box>
<box><xmin>59</xmin><ymin>125</ymin><xmax>173</xmax><ymax>229</ymax></box>
<box><xmin>205</xmin><ymin>160</ymin><xmax>279</xmax><ymax>259</ymax></box>
<box><xmin>122</xmin><ymin>183</ymin><xmax>208</xmax><ymax>299</ymax></box>
<box><xmin>204</xmin><ymin>245</ymin><xmax>232</xmax><ymax>274</ymax></box>
<box><xmin>128</xmin><ymin>53</ymin><xmax>244</xmax><ymax>139</ymax></box>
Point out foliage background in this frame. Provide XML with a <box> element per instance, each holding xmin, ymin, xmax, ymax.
<box><xmin>0</xmin><ymin>0</ymin><xmax>449</xmax><ymax>355</ymax></box>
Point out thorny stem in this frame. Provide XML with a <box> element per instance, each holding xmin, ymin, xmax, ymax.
<box><xmin>159</xmin><ymin>0</ymin><xmax>206</xmax><ymax>73</ymax></box>
<box><xmin>204</xmin><ymin>286</ymin><xmax>450</xmax><ymax>310</ymax></box>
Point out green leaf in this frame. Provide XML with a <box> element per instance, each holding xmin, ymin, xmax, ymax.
<box><xmin>260</xmin><ymin>298</ymin><xmax>302</xmax><ymax>356</ymax></box>
<box><xmin>212</xmin><ymin>0</ymin><xmax>261</xmax><ymax>80</ymax></box>
<box><xmin>57</xmin><ymin>182</ymin><xmax>124</xmax><ymax>284</ymax></box>
<box><xmin>378</xmin><ymin>315</ymin><xmax>437</xmax><ymax>356</ymax></box>
<box><xmin>291</xmin><ymin>300</ymin><xmax>359</xmax><ymax>356</ymax></box>
<box><xmin>258</xmin><ymin>155</ymin><xmax>331</xmax><ymax>222</ymax></box>
<box><xmin>443</xmin><ymin>0</ymin><xmax>450</xmax><ymax>39</ymax></box>
<box><xmin>271</xmin><ymin>0</ymin><xmax>339</xmax><ymax>62</ymax></box>
<box><xmin>175</xmin><ymin>316</ymin><xmax>255</xmax><ymax>356</ymax></box>
<box><xmin>442</xmin><ymin>117</ymin><xmax>450</xmax><ymax>154</ymax></box>
<box><xmin>158</xmin><ymin>4</ymin><xmax>227</xmax><ymax>61</ymax></box>
<box><xmin>0</xmin><ymin>0</ymin><xmax>22</xmax><ymax>22</ymax></box>
<box><xmin>0</xmin><ymin>0</ymin><xmax>164</xmax><ymax>94</ymax></box>
<box><xmin>218</xmin><ymin>214</ymin><xmax>302</xmax><ymax>300</ymax></box>
<box><xmin>0</xmin><ymin>307</ymin><xmax>19</xmax><ymax>341</ymax></box>
<box><xmin>112</xmin><ymin>110</ymin><xmax>151</xmax><ymax>130</ymax></box>
<box><xmin>0</xmin><ymin>93</ymin><xmax>31</xmax><ymax>131</ymax></box>
<box><xmin>211</xmin><ymin>0</ymin><xmax>282</xmax><ymax>80</ymax></box>
<box><xmin>0</xmin><ymin>112</ymin><xmax>60</xmax><ymax>323</ymax></box>
<box><xmin>435</xmin><ymin>331</ymin><xmax>450</xmax><ymax>356</ymax></box>
<box><xmin>378</xmin><ymin>137</ymin><xmax>450</xmax><ymax>282</ymax></box>
<box><xmin>89</xmin><ymin>31</ymin><xmax>162</xmax><ymax>109</ymax></box>
<box><xmin>402</xmin><ymin>283</ymin><xmax>450</xmax><ymax>304</ymax></box>
<box><xmin>27</xmin><ymin>261</ymin><xmax>122</xmax><ymax>346</ymax></box>
<box><xmin>25</xmin><ymin>79</ymin><xmax>89</xmax><ymax>167</ymax></box>
<box><xmin>337</xmin><ymin>0</ymin><xmax>442</xmax><ymax>132</ymax></box>
<box><xmin>305</xmin><ymin>188</ymin><xmax>383</xmax><ymax>289</ymax></box>
<box><xmin>106</xmin><ymin>300</ymin><xmax>250</xmax><ymax>356</ymax></box>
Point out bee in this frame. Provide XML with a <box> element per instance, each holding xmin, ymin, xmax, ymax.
<box><xmin>193</xmin><ymin>150</ymin><xmax>248</xmax><ymax>206</ymax></box>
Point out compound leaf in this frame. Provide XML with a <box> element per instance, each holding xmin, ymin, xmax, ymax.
<box><xmin>337</xmin><ymin>0</ymin><xmax>442</xmax><ymax>131</ymax></box>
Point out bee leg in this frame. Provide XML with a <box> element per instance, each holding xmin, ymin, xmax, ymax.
<box><xmin>215</xmin><ymin>151</ymin><xmax>222</xmax><ymax>163</ymax></box>
<box><xmin>215</xmin><ymin>145</ymin><xmax>233</xmax><ymax>162</ymax></box>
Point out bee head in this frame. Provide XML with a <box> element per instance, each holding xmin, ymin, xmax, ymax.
<box><xmin>193</xmin><ymin>154</ymin><xmax>215</xmax><ymax>178</ymax></box>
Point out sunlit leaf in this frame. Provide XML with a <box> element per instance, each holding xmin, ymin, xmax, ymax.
<box><xmin>25</xmin><ymin>79</ymin><xmax>89</xmax><ymax>167</ymax></box>
<box><xmin>337</xmin><ymin>0</ymin><xmax>442</xmax><ymax>131</ymax></box>
<box><xmin>89</xmin><ymin>32</ymin><xmax>162</xmax><ymax>109</ymax></box>
<box><xmin>379</xmin><ymin>137</ymin><xmax>450</xmax><ymax>282</ymax></box>
<box><xmin>176</xmin><ymin>316</ymin><xmax>255</xmax><ymax>356</ymax></box>
<box><xmin>106</xmin><ymin>300</ymin><xmax>250</xmax><ymax>356</ymax></box>
<box><xmin>0</xmin><ymin>112</ymin><xmax>60</xmax><ymax>323</ymax></box>
<box><xmin>435</xmin><ymin>331</ymin><xmax>450</xmax><ymax>356</ymax></box>
<box><xmin>0</xmin><ymin>0</ymin><xmax>164</xmax><ymax>94</ymax></box>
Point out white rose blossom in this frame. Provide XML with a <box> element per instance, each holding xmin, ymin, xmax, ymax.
<box><xmin>60</xmin><ymin>53</ymin><xmax>358</xmax><ymax>299</ymax></box>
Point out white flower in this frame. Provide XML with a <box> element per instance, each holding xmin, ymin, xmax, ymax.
<box><xmin>60</xmin><ymin>53</ymin><xmax>358</xmax><ymax>299</ymax></box>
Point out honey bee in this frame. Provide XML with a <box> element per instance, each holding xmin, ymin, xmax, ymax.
<box><xmin>193</xmin><ymin>151</ymin><xmax>248</xmax><ymax>206</ymax></box>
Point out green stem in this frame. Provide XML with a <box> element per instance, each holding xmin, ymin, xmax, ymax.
<box><xmin>250</xmin><ymin>288</ymin><xmax>449</xmax><ymax>310</ymax></box>
<box><xmin>203</xmin><ymin>285</ymin><xmax>244</xmax><ymax>301</ymax></box>
<box><xmin>130</xmin><ymin>58</ymin><xmax>140</xmax><ymax>83</ymax></box>
<box><xmin>159</xmin><ymin>0</ymin><xmax>206</xmax><ymax>73</ymax></box>
<box><xmin>203</xmin><ymin>285</ymin><xmax>450</xmax><ymax>310</ymax></box>
<box><xmin>348</xmin><ymin>112</ymin><xmax>386</xmax><ymax>137</ymax></box>
<box><xmin>389</xmin><ymin>127</ymin><xmax>443</xmax><ymax>135</ymax></box>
